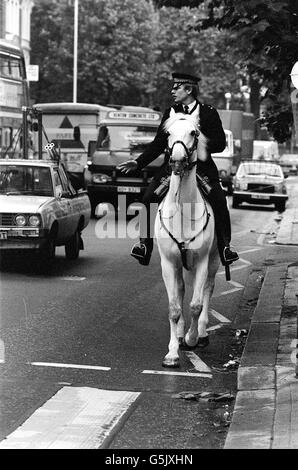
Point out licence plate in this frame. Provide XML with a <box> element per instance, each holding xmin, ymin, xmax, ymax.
<box><xmin>0</xmin><ymin>232</ymin><xmax>8</xmax><ymax>239</ymax></box>
<box><xmin>251</xmin><ymin>194</ymin><xmax>270</xmax><ymax>200</ymax></box>
<box><xmin>117</xmin><ymin>186</ymin><xmax>141</xmax><ymax>193</ymax></box>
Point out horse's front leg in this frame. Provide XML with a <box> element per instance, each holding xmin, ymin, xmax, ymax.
<box><xmin>185</xmin><ymin>255</ymin><xmax>209</xmax><ymax>347</ymax></box>
<box><xmin>160</xmin><ymin>258</ymin><xmax>185</xmax><ymax>368</ymax></box>
<box><xmin>197</xmin><ymin>249</ymin><xmax>220</xmax><ymax>342</ymax></box>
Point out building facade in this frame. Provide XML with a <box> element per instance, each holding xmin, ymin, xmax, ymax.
<box><xmin>0</xmin><ymin>0</ymin><xmax>34</xmax><ymax>66</ymax></box>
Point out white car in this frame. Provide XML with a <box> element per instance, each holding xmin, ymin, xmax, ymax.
<box><xmin>0</xmin><ymin>158</ymin><xmax>91</xmax><ymax>263</ymax></box>
<box><xmin>232</xmin><ymin>161</ymin><xmax>288</xmax><ymax>212</ymax></box>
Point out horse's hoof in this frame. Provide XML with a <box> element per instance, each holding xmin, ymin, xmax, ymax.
<box><xmin>162</xmin><ymin>358</ymin><xmax>180</xmax><ymax>368</ymax></box>
<box><xmin>197</xmin><ymin>336</ymin><xmax>209</xmax><ymax>348</ymax></box>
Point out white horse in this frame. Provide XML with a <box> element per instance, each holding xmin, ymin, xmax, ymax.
<box><xmin>154</xmin><ymin>113</ymin><xmax>220</xmax><ymax>368</ymax></box>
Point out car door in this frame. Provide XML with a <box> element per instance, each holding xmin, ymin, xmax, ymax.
<box><xmin>57</xmin><ymin>166</ymin><xmax>79</xmax><ymax>234</ymax></box>
<box><xmin>53</xmin><ymin>169</ymin><xmax>72</xmax><ymax>242</ymax></box>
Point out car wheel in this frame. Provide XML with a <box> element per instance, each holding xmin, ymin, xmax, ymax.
<box><xmin>275</xmin><ymin>202</ymin><xmax>286</xmax><ymax>213</ymax></box>
<box><xmin>65</xmin><ymin>230</ymin><xmax>80</xmax><ymax>260</ymax></box>
<box><xmin>232</xmin><ymin>197</ymin><xmax>240</xmax><ymax>209</ymax></box>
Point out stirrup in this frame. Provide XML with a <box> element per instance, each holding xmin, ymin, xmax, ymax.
<box><xmin>223</xmin><ymin>246</ymin><xmax>239</xmax><ymax>264</ymax></box>
<box><xmin>130</xmin><ymin>242</ymin><xmax>147</xmax><ymax>260</ymax></box>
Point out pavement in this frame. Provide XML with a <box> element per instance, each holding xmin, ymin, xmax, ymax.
<box><xmin>224</xmin><ymin>206</ymin><xmax>298</xmax><ymax>449</ymax></box>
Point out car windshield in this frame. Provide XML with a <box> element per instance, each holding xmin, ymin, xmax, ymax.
<box><xmin>237</xmin><ymin>163</ymin><xmax>283</xmax><ymax>178</ymax></box>
<box><xmin>96</xmin><ymin>125</ymin><xmax>157</xmax><ymax>151</ymax></box>
<box><xmin>0</xmin><ymin>165</ymin><xmax>54</xmax><ymax>196</ymax></box>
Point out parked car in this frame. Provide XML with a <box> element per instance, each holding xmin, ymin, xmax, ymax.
<box><xmin>278</xmin><ymin>154</ymin><xmax>298</xmax><ymax>176</ymax></box>
<box><xmin>232</xmin><ymin>160</ymin><xmax>288</xmax><ymax>212</ymax></box>
<box><xmin>0</xmin><ymin>158</ymin><xmax>91</xmax><ymax>263</ymax></box>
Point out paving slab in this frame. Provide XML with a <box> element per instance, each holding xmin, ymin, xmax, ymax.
<box><xmin>238</xmin><ymin>366</ymin><xmax>275</xmax><ymax>391</ymax></box>
<box><xmin>224</xmin><ymin>389</ymin><xmax>275</xmax><ymax>449</ymax></box>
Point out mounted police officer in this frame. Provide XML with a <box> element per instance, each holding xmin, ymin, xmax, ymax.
<box><xmin>118</xmin><ymin>72</ymin><xmax>239</xmax><ymax>266</ymax></box>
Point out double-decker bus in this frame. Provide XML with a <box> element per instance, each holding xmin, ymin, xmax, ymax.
<box><xmin>0</xmin><ymin>39</ymin><xmax>29</xmax><ymax>158</ymax></box>
<box><xmin>31</xmin><ymin>102</ymin><xmax>116</xmax><ymax>188</ymax></box>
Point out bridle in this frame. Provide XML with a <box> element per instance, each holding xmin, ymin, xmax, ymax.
<box><xmin>166</xmin><ymin>127</ymin><xmax>199</xmax><ymax>175</ymax></box>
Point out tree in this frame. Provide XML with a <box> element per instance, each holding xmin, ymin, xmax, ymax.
<box><xmin>150</xmin><ymin>6</ymin><xmax>242</xmax><ymax>110</ymax></box>
<box><xmin>30</xmin><ymin>0</ymin><xmax>158</xmax><ymax>105</ymax></box>
<box><xmin>153</xmin><ymin>0</ymin><xmax>298</xmax><ymax>142</ymax></box>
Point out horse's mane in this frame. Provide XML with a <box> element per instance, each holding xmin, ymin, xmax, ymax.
<box><xmin>163</xmin><ymin>112</ymin><xmax>197</xmax><ymax>133</ymax></box>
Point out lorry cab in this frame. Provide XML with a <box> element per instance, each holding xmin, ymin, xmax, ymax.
<box><xmin>84</xmin><ymin>109</ymin><xmax>163</xmax><ymax>214</ymax></box>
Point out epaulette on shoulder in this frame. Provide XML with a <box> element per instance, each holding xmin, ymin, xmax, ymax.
<box><xmin>201</xmin><ymin>103</ymin><xmax>214</xmax><ymax>111</ymax></box>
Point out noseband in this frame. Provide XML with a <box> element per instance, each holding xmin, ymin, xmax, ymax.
<box><xmin>166</xmin><ymin>130</ymin><xmax>199</xmax><ymax>174</ymax></box>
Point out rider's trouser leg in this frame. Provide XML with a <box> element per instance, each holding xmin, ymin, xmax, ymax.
<box><xmin>131</xmin><ymin>165</ymin><xmax>167</xmax><ymax>264</ymax></box>
<box><xmin>206</xmin><ymin>182</ymin><xmax>232</xmax><ymax>261</ymax></box>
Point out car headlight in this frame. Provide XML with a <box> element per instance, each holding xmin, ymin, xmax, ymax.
<box><xmin>92</xmin><ymin>174</ymin><xmax>112</xmax><ymax>184</ymax></box>
<box><xmin>29</xmin><ymin>215</ymin><xmax>41</xmax><ymax>227</ymax></box>
<box><xmin>15</xmin><ymin>214</ymin><xmax>27</xmax><ymax>226</ymax></box>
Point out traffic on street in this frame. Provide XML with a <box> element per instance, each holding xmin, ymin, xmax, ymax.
<box><xmin>1</xmin><ymin>175</ymin><xmax>298</xmax><ymax>449</ymax></box>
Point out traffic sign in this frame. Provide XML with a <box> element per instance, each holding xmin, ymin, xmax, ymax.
<box><xmin>26</xmin><ymin>64</ymin><xmax>39</xmax><ymax>82</ymax></box>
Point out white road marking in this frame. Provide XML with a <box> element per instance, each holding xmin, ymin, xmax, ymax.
<box><xmin>60</xmin><ymin>276</ymin><xmax>86</xmax><ymax>281</ymax></box>
<box><xmin>0</xmin><ymin>339</ymin><xmax>4</xmax><ymax>363</ymax></box>
<box><xmin>142</xmin><ymin>370</ymin><xmax>212</xmax><ymax>378</ymax></box>
<box><xmin>238</xmin><ymin>248</ymin><xmax>262</xmax><ymax>254</ymax></box>
<box><xmin>30</xmin><ymin>362</ymin><xmax>111</xmax><ymax>371</ymax></box>
<box><xmin>210</xmin><ymin>309</ymin><xmax>231</xmax><ymax>323</ymax></box>
<box><xmin>228</xmin><ymin>280</ymin><xmax>244</xmax><ymax>288</ymax></box>
<box><xmin>215</xmin><ymin>287</ymin><xmax>243</xmax><ymax>297</ymax></box>
<box><xmin>207</xmin><ymin>324</ymin><xmax>223</xmax><ymax>332</ymax></box>
<box><xmin>218</xmin><ymin>257</ymin><xmax>251</xmax><ymax>276</ymax></box>
<box><xmin>0</xmin><ymin>387</ymin><xmax>139</xmax><ymax>449</ymax></box>
<box><xmin>184</xmin><ymin>351</ymin><xmax>212</xmax><ymax>373</ymax></box>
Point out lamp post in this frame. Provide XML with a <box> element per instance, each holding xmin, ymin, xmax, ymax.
<box><xmin>73</xmin><ymin>0</ymin><xmax>78</xmax><ymax>103</ymax></box>
<box><xmin>224</xmin><ymin>92</ymin><xmax>232</xmax><ymax>110</ymax></box>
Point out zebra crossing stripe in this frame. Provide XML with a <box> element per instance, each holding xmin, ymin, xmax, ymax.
<box><xmin>0</xmin><ymin>387</ymin><xmax>140</xmax><ymax>449</ymax></box>
<box><xmin>30</xmin><ymin>362</ymin><xmax>111</xmax><ymax>371</ymax></box>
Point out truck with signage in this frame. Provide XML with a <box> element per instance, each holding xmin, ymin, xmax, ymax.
<box><xmin>212</xmin><ymin>109</ymin><xmax>255</xmax><ymax>194</ymax></box>
<box><xmin>31</xmin><ymin>102</ymin><xmax>116</xmax><ymax>189</ymax></box>
<box><xmin>83</xmin><ymin>108</ymin><xmax>163</xmax><ymax>215</ymax></box>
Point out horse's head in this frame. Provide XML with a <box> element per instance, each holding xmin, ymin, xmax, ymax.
<box><xmin>164</xmin><ymin>113</ymin><xmax>200</xmax><ymax>176</ymax></box>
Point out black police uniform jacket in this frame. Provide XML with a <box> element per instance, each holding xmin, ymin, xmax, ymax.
<box><xmin>135</xmin><ymin>101</ymin><xmax>226</xmax><ymax>183</ymax></box>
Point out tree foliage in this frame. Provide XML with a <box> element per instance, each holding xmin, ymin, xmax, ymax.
<box><xmin>154</xmin><ymin>0</ymin><xmax>298</xmax><ymax>142</ymax></box>
<box><xmin>30</xmin><ymin>0</ymin><xmax>242</xmax><ymax>112</ymax></box>
<box><xmin>30</xmin><ymin>0</ymin><xmax>158</xmax><ymax>105</ymax></box>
